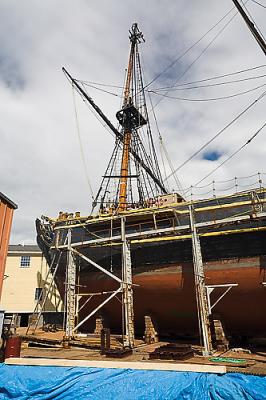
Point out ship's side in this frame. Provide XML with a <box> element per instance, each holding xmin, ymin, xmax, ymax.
<box><xmin>36</xmin><ymin>188</ymin><xmax>266</xmax><ymax>338</ymax></box>
<box><xmin>70</xmin><ymin>255</ymin><xmax>266</xmax><ymax>337</ymax></box>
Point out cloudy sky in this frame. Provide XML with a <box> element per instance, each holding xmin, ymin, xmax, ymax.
<box><xmin>0</xmin><ymin>0</ymin><xmax>265</xmax><ymax>244</ymax></box>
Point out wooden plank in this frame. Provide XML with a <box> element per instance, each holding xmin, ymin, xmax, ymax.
<box><xmin>5</xmin><ymin>357</ymin><xmax>227</xmax><ymax>373</ymax></box>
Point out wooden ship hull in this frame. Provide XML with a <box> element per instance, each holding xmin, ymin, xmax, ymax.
<box><xmin>37</xmin><ymin>188</ymin><xmax>266</xmax><ymax>338</ymax></box>
<box><xmin>34</xmin><ymin>21</ymin><xmax>266</xmax><ymax>344</ymax></box>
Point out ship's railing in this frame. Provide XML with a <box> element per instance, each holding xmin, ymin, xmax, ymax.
<box><xmin>54</xmin><ymin>191</ymin><xmax>266</xmax><ymax>250</ymax></box>
<box><xmin>53</xmin><ymin>172</ymin><xmax>266</xmax><ymax>248</ymax></box>
<box><xmin>184</xmin><ymin>172</ymin><xmax>265</xmax><ymax>201</ymax></box>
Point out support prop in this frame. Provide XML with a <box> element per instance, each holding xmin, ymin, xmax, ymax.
<box><xmin>189</xmin><ymin>205</ymin><xmax>212</xmax><ymax>356</ymax></box>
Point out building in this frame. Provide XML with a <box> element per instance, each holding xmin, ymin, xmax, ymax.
<box><xmin>0</xmin><ymin>192</ymin><xmax>17</xmax><ymax>300</ymax></box>
<box><xmin>0</xmin><ymin>244</ymin><xmax>63</xmax><ymax>327</ymax></box>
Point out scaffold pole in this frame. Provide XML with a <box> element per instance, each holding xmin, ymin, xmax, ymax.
<box><xmin>121</xmin><ymin>217</ymin><xmax>135</xmax><ymax>348</ymax></box>
<box><xmin>65</xmin><ymin>229</ymin><xmax>77</xmax><ymax>339</ymax></box>
<box><xmin>189</xmin><ymin>205</ymin><xmax>212</xmax><ymax>356</ymax></box>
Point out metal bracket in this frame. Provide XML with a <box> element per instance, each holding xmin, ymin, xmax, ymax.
<box><xmin>206</xmin><ymin>284</ymin><xmax>238</xmax><ymax>315</ymax></box>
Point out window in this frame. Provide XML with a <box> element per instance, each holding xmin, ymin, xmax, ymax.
<box><xmin>35</xmin><ymin>288</ymin><xmax>43</xmax><ymax>301</ymax></box>
<box><xmin>20</xmin><ymin>256</ymin><xmax>31</xmax><ymax>267</ymax></box>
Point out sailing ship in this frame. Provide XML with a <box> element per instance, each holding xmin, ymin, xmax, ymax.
<box><xmin>36</xmin><ymin>22</ymin><xmax>266</xmax><ymax>340</ymax></box>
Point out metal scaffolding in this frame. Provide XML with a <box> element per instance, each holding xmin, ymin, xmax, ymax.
<box><xmin>121</xmin><ymin>217</ymin><xmax>135</xmax><ymax>348</ymax></box>
<box><xmin>29</xmin><ymin>200</ymin><xmax>245</xmax><ymax>351</ymax></box>
<box><xmin>28</xmin><ymin>219</ymin><xmax>135</xmax><ymax>349</ymax></box>
<box><xmin>189</xmin><ymin>205</ymin><xmax>239</xmax><ymax>355</ymax></box>
<box><xmin>65</xmin><ymin>230</ymin><xmax>77</xmax><ymax>339</ymax></box>
<box><xmin>189</xmin><ymin>205</ymin><xmax>213</xmax><ymax>356</ymax></box>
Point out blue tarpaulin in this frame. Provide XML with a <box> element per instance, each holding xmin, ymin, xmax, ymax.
<box><xmin>0</xmin><ymin>363</ymin><xmax>266</xmax><ymax>399</ymax></box>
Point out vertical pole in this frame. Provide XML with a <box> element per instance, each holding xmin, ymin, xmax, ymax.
<box><xmin>118</xmin><ymin>24</ymin><xmax>138</xmax><ymax>212</ymax></box>
<box><xmin>118</xmin><ymin>130</ymin><xmax>132</xmax><ymax>211</ymax></box>
<box><xmin>65</xmin><ymin>229</ymin><xmax>76</xmax><ymax>339</ymax></box>
<box><xmin>189</xmin><ymin>205</ymin><xmax>212</xmax><ymax>356</ymax></box>
<box><xmin>121</xmin><ymin>217</ymin><xmax>135</xmax><ymax>348</ymax></box>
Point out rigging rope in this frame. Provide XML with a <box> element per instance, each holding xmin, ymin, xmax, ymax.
<box><xmin>183</xmin><ymin>171</ymin><xmax>263</xmax><ymax>192</ymax></box>
<box><xmin>73</xmin><ymin>65</ymin><xmax>266</xmax><ymax>94</ymax></box>
<box><xmin>149</xmin><ymin>82</ymin><xmax>266</xmax><ymax>102</ymax></box>
<box><xmin>250</xmin><ymin>0</ymin><xmax>266</xmax><ymax>8</ymax></box>
<box><xmin>152</xmin><ymin>9</ymin><xmax>246</xmax><ymax>110</ymax></box>
<box><xmin>240</xmin><ymin>0</ymin><xmax>266</xmax><ymax>40</ymax></box>
<box><xmin>144</xmin><ymin>3</ymin><xmax>242</xmax><ymax>90</ymax></box>
<box><xmin>165</xmin><ymin>89</ymin><xmax>266</xmax><ymax>181</ymax></box>
<box><xmin>81</xmin><ymin>82</ymin><xmax>122</xmax><ymax>98</ymax></box>
<box><xmin>149</xmin><ymin>93</ymin><xmax>185</xmax><ymax>196</ymax></box>
<box><xmin>77</xmin><ymin>80</ymin><xmax>124</xmax><ymax>89</ymax></box>
<box><xmin>151</xmin><ymin>64</ymin><xmax>266</xmax><ymax>89</ymax></box>
<box><xmin>186</xmin><ymin>121</ymin><xmax>266</xmax><ymax>191</ymax></box>
<box><xmin>72</xmin><ymin>84</ymin><xmax>95</xmax><ymax>200</ymax></box>
<box><xmin>152</xmin><ymin>72</ymin><xmax>266</xmax><ymax>91</ymax></box>
<box><xmin>142</xmin><ymin>55</ymin><xmax>185</xmax><ymax>196</ymax></box>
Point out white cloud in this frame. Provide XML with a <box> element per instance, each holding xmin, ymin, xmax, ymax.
<box><xmin>0</xmin><ymin>0</ymin><xmax>265</xmax><ymax>243</ymax></box>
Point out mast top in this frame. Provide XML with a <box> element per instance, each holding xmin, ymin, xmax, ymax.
<box><xmin>64</xmin><ymin>22</ymin><xmax>169</xmax><ymax>214</ymax></box>
<box><xmin>129</xmin><ymin>23</ymin><xmax>145</xmax><ymax>44</ymax></box>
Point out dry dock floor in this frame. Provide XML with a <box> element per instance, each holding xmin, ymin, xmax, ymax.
<box><xmin>10</xmin><ymin>328</ymin><xmax>266</xmax><ymax>375</ymax></box>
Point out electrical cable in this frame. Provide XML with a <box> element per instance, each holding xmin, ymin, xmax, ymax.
<box><xmin>165</xmin><ymin>89</ymin><xmax>266</xmax><ymax>181</ymax></box>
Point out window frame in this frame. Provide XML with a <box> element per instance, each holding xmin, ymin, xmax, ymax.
<box><xmin>20</xmin><ymin>255</ymin><xmax>31</xmax><ymax>268</ymax></box>
<box><xmin>34</xmin><ymin>287</ymin><xmax>43</xmax><ymax>301</ymax></box>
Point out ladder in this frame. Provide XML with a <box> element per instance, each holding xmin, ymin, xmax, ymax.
<box><xmin>26</xmin><ymin>249</ymin><xmax>62</xmax><ymax>335</ymax></box>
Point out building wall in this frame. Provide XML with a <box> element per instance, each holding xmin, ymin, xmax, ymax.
<box><xmin>0</xmin><ymin>246</ymin><xmax>63</xmax><ymax>314</ymax></box>
<box><xmin>0</xmin><ymin>195</ymin><xmax>17</xmax><ymax>299</ymax></box>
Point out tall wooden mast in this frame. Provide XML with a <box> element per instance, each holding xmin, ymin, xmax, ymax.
<box><xmin>118</xmin><ymin>23</ymin><xmax>145</xmax><ymax>211</ymax></box>
<box><xmin>63</xmin><ymin>23</ymin><xmax>168</xmax><ymax>213</ymax></box>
